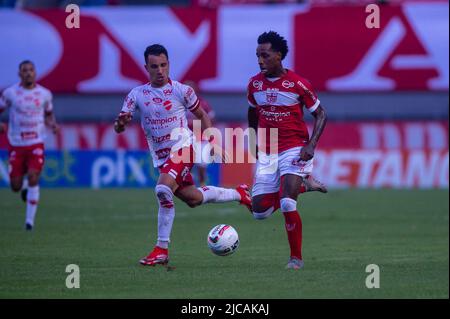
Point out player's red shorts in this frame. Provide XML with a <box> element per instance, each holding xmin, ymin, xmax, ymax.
<box><xmin>158</xmin><ymin>146</ymin><xmax>195</xmax><ymax>188</ymax></box>
<box><xmin>8</xmin><ymin>143</ymin><xmax>45</xmax><ymax>178</ymax></box>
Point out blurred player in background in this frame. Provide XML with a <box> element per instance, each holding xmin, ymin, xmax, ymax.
<box><xmin>247</xmin><ymin>31</ymin><xmax>328</xmax><ymax>269</ymax></box>
<box><xmin>114</xmin><ymin>44</ymin><xmax>252</xmax><ymax>267</ymax></box>
<box><xmin>0</xmin><ymin>60</ymin><xmax>59</xmax><ymax>230</ymax></box>
<box><xmin>184</xmin><ymin>80</ymin><xmax>215</xmax><ymax>186</ymax></box>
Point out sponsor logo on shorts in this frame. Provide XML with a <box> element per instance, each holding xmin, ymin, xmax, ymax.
<box><xmin>33</xmin><ymin>148</ymin><xmax>44</xmax><ymax>156</ymax></box>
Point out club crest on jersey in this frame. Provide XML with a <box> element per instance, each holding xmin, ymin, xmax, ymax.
<box><xmin>282</xmin><ymin>80</ymin><xmax>294</xmax><ymax>89</ymax></box>
<box><xmin>266</xmin><ymin>88</ymin><xmax>278</xmax><ymax>104</ymax></box>
<box><xmin>253</xmin><ymin>80</ymin><xmax>263</xmax><ymax>91</ymax></box>
<box><xmin>163</xmin><ymin>100</ymin><xmax>172</xmax><ymax>111</ymax></box>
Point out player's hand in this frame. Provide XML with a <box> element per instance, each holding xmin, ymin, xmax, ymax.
<box><xmin>209</xmin><ymin>144</ymin><xmax>231</xmax><ymax>163</ymax></box>
<box><xmin>299</xmin><ymin>143</ymin><xmax>315</xmax><ymax>161</ymax></box>
<box><xmin>114</xmin><ymin>112</ymin><xmax>132</xmax><ymax>133</ymax></box>
<box><xmin>50</xmin><ymin>123</ymin><xmax>60</xmax><ymax>134</ymax></box>
<box><xmin>0</xmin><ymin>123</ymin><xmax>6</xmax><ymax>134</ymax></box>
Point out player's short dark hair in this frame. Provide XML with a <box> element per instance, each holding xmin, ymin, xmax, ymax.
<box><xmin>18</xmin><ymin>60</ymin><xmax>34</xmax><ymax>70</ymax></box>
<box><xmin>144</xmin><ymin>44</ymin><xmax>169</xmax><ymax>63</ymax></box>
<box><xmin>257</xmin><ymin>31</ymin><xmax>289</xmax><ymax>60</ymax></box>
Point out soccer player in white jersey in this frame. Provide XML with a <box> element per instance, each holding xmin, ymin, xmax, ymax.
<box><xmin>114</xmin><ymin>44</ymin><xmax>252</xmax><ymax>267</ymax></box>
<box><xmin>247</xmin><ymin>32</ymin><xmax>328</xmax><ymax>269</ymax></box>
<box><xmin>0</xmin><ymin>60</ymin><xmax>59</xmax><ymax>230</ymax></box>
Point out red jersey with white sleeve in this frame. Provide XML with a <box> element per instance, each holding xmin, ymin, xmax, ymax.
<box><xmin>247</xmin><ymin>69</ymin><xmax>320</xmax><ymax>154</ymax></box>
<box><xmin>120</xmin><ymin>79</ymin><xmax>200</xmax><ymax>168</ymax></box>
<box><xmin>0</xmin><ymin>83</ymin><xmax>53</xmax><ymax>147</ymax></box>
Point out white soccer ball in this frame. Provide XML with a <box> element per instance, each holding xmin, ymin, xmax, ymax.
<box><xmin>207</xmin><ymin>224</ymin><xmax>239</xmax><ymax>256</ymax></box>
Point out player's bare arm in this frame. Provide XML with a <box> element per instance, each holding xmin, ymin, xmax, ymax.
<box><xmin>45</xmin><ymin>111</ymin><xmax>59</xmax><ymax>134</ymax></box>
<box><xmin>114</xmin><ymin>112</ymin><xmax>132</xmax><ymax>134</ymax></box>
<box><xmin>191</xmin><ymin>105</ymin><xmax>212</xmax><ymax>133</ymax></box>
<box><xmin>248</xmin><ymin>107</ymin><xmax>258</xmax><ymax>159</ymax></box>
<box><xmin>299</xmin><ymin>104</ymin><xmax>327</xmax><ymax>161</ymax></box>
<box><xmin>192</xmin><ymin>105</ymin><xmax>229</xmax><ymax>162</ymax></box>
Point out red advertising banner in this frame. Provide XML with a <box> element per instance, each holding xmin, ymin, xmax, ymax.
<box><xmin>2</xmin><ymin>121</ymin><xmax>446</xmax><ymax>151</ymax></box>
<box><xmin>0</xmin><ymin>2</ymin><xmax>448</xmax><ymax>93</ymax></box>
<box><xmin>1</xmin><ymin>121</ymin><xmax>447</xmax><ymax>188</ymax></box>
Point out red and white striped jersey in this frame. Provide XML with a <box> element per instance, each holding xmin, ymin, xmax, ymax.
<box><xmin>0</xmin><ymin>83</ymin><xmax>53</xmax><ymax>147</ymax></box>
<box><xmin>120</xmin><ymin>79</ymin><xmax>200</xmax><ymax>168</ymax></box>
<box><xmin>247</xmin><ymin>69</ymin><xmax>320</xmax><ymax>154</ymax></box>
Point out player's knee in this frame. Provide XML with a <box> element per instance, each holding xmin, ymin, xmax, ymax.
<box><xmin>252</xmin><ymin>207</ymin><xmax>274</xmax><ymax>220</ymax></box>
<box><xmin>186</xmin><ymin>199</ymin><xmax>201</xmax><ymax>208</ymax></box>
<box><xmin>27</xmin><ymin>173</ymin><xmax>39</xmax><ymax>186</ymax></box>
<box><xmin>155</xmin><ymin>184</ymin><xmax>174</xmax><ymax>209</ymax></box>
<box><xmin>251</xmin><ymin>196</ymin><xmax>275</xmax><ymax>220</ymax></box>
<box><xmin>280</xmin><ymin>197</ymin><xmax>297</xmax><ymax>213</ymax></box>
<box><xmin>10</xmin><ymin>183</ymin><xmax>21</xmax><ymax>192</ymax></box>
<box><xmin>252</xmin><ymin>195</ymin><xmax>274</xmax><ymax>213</ymax></box>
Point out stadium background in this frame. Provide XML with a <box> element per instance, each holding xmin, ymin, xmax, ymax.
<box><xmin>0</xmin><ymin>0</ymin><xmax>448</xmax><ymax>189</ymax></box>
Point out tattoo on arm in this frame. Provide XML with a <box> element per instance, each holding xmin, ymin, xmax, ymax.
<box><xmin>309</xmin><ymin>105</ymin><xmax>327</xmax><ymax>147</ymax></box>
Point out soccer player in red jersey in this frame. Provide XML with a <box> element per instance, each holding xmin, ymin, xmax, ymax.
<box><xmin>247</xmin><ymin>31</ymin><xmax>328</xmax><ymax>269</ymax></box>
<box><xmin>0</xmin><ymin>61</ymin><xmax>59</xmax><ymax>230</ymax></box>
<box><xmin>114</xmin><ymin>44</ymin><xmax>252</xmax><ymax>267</ymax></box>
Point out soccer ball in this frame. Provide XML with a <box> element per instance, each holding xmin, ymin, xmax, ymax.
<box><xmin>207</xmin><ymin>224</ymin><xmax>239</xmax><ymax>256</ymax></box>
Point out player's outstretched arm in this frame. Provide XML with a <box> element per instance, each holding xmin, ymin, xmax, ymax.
<box><xmin>191</xmin><ymin>106</ymin><xmax>212</xmax><ymax>132</ymax></box>
<box><xmin>300</xmin><ymin>104</ymin><xmax>327</xmax><ymax>161</ymax></box>
<box><xmin>114</xmin><ymin>112</ymin><xmax>132</xmax><ymax>134</ymax></box>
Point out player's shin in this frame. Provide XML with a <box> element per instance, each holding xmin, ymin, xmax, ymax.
<box><xmin>25</xmin><ymin>185</ymin><xmax>39</xmax><ymax>227</ymax></box>
<box><xmin>197</xmin><ymin>186</ymin><xmax>240</xmax><ymax>204</ymax></box>
<box><xmin>155</xmin><ymin>184</ymin><xmax>175</xmax><ymax>249</ymax></box>
<box><xmin>280</xmin><ymin>197</ymin><xmax>302</xmax><ymax>260</ymax></box>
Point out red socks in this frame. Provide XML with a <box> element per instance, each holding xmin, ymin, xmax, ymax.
<box><xmin>283</xmin><ymin>211</ymin><xmax>303</xmax><ymax>260</ymax></box>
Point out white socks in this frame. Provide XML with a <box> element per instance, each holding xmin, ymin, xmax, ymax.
<box><xmin>25</xmin><ymin>185</ymin><xmax>39</xmax><ymax>226</ymax></box>
<box><xmin>198</xmin><ymin>186</ymin><xmax>240</xmax><ymax>204</ymax></box>
<box><xmin>155</xmin><ymin>184</ymin><xmax>175</xmax><ymax>248</ymax></box>
<box><xmin>280</xmin><ymin>197</ymin><xmax>297</xmax><ymax>213</ymax></box>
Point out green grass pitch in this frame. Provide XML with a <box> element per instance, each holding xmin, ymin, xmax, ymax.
<box><xmin>0</xmin><ymin>188</ymin><xmax>448</xmax><ymax>298</ymax></box>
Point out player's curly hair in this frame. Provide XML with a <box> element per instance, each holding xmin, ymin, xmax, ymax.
<box><xmin>18</xmin><ymin>60</ymin><xmax>34</xmax><ymax>70</ymax></box>
<box><xmin>144</xmin><ymin>44</ymin><xmax>169</xmax><ymax>63</ymax></box>
<box><xmin>257</xmin><ymin>31</ymin><xmax>289</xmax><ymax>60</ymax></box>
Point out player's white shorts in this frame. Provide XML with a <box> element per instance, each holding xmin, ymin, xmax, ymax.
<box><xmin>252</xmin><ymin>146</ymin><xmax>313</xmax><ymax>197</ymax></box>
